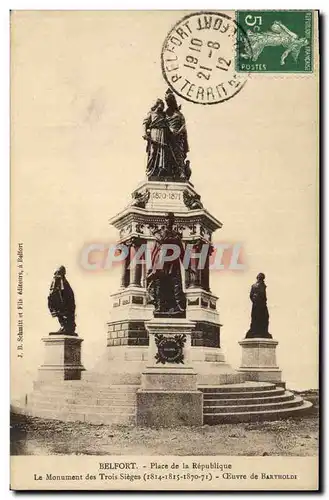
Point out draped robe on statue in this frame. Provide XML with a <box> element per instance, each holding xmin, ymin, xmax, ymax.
<box><xmin>48</xmin><ymin>274</ymin><xmax>76</xmax><ymax>333</ymax></box>
<box><xmin>147</xmin><ymin>228</ymin><xmax>186</xmax><ymax>316</ymax></box>
<box><xmin>166</xmin><ymin>108</ymin><xmax>189</xmax><ymax>179</ymax></box>
<box><xmin>246</xmin><ymin>280</ymin><xmax>272</xmax><ymax>338</ymax></box>
<box><xmin>143</xmin><ymin>110</ymin><xmax>172</xmax><ymax>179</ymax></box>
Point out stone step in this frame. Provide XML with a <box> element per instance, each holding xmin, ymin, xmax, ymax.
<box><xmin>200</xmin><ymin>382</ymin><xmax>276</xmax><ymax>393</ymax></box>
<box><xmin>67</xmin><ymin>396</ymin><xmax>136</xmax><ymax>406</ymax></box>
<box><xmin>27</xmin><ymin>400</ymin><xmax>135</xmax><ymax>414</ymax></box>
<box><xmin>32</xmin><ymin>384</ymin><xmax>138</xmax><ymax>397</ymax></box>
<box><xmin>34</xmin><ymin>380</ymin><xmax>139</xmax><ymax>388</ymax></box>
<box><xmin>34</xmin><ymin>381</ymin><xmax>139</xmax><ymax>390</ymax></box>
<box><xmin>25</xmin><ymin>407</ymin><xmax>136</xmax><ymax>425</ymax></box>
<box><xmin>29</xmin><ymin>392</ymin><xmax>136</xmax><ymax>405</ymax></box>
<box><xmin>203</xmin><ymin>395</ymin><xmax>304</xmax><ymax>414</ymax></box>
<box><xmin>203</xmin><ymin>400</ymin><xmax>313</xmax><ymax>424</ymax></box>
<box><xmin>203</xmin><ymin>391</ymin><xmax>295</xmax><ymax>406</ymax></box>
<box><xmin>196</xmin><ymin>372</ymin><xmax>246</xmax><ymax>386</ymax></box>
<box><xmin>202</xmin><ymin>387</ymin><xmax>285</xmax><ymax>400</ymax></box>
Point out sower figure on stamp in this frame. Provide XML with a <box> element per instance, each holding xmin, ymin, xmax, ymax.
<box><xmin>245</xmin><ymin>273</ymin><xmax>272</xmax><ymax>339</ymax></box>
<box><xmin>48</xmin><ymin>265</ymin><xmax>76</xmax><ymax>334</ymax></box>
<box><xmin>147</xmin><ymin>212</ymin><xmax>187</xmax><ymax>317</ymax></box>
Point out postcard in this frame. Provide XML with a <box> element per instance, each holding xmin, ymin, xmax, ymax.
<box><xmin>10</xmin><ymin>10</ymin><xmax>319</xmax><ymax>491</ymax></box>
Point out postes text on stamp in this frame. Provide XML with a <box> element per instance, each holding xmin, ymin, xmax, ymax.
<box><xmin>236</xmin><ymin>10</ymin><xmax>313</xmax><ymax>73</ymax></box>
<box><xmin>161</xmin><ymin>12</ymin><xmax>249</xmax><ymax>105</ymax></box>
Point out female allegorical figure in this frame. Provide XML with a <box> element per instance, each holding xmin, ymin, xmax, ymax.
<box><xmin>146</xmin><ymin>212</ymin><xmax>186</xmax><ymax>317</ymax></box>
<box><xmin>164</xmin><ymin>88</ymin><xmax>189</xmax><ymax>180</ymax></box>
<box><xmin>143</xmin><ymin>98</ymin><xmax>172</xmax><ymax>179</ymax></box>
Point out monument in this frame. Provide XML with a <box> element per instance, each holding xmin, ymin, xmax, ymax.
<box><xmin>238</xmin><ymin>273</ymin><xmax>282</xmax><ymax>383</ymax></box>
<box><xmin>21</xmin><ymin>89</ymin><xmax>312</xmax><ymax>427</ymax></box>
<box><xmin>99</xmin><ymin>88</ymin><xmax>241</xmax><ymax>389</ymax></box>
<box><xmin>38</xmin><ymin>266</ymin><xmax>85</xmax><ymax>382</ymax></box>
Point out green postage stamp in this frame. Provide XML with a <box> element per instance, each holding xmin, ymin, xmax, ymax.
<box><xmin>236</xmin><ymin>10</ymin><xmax>313</xmax><ymax>73</ymax></box>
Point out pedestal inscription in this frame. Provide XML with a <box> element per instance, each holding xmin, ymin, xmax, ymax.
<box><xmin>155</xmin><ymin>333</ymin><xmax>186</xmax><ymax>364</ymax></box>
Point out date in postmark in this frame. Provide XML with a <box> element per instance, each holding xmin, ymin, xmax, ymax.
<box><xmin>236</xmin><ymin>10</ymin><xmax>313</xmax><ymax>73</ymax></box>
<box><xmin>161</xmin><ymin>12</ymin><xmax>250</xmax><ymax>105</ymax></box>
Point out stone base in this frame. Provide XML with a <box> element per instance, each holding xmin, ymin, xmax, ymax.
<box><xmin>141</xmin><ymin>366</ymin><xmax>197</xmax><ymax>391</ymax></box>
<box><xmin>238</xmin><ymin>337</ymin><xmax>282</xmax><ymax>383</ymax></box>
<box><xmin>136</xmin><ymin>390</ymin><xmax>203</xmax><ymax>427</ymax></box>
<box><xmin>136</xmin><ymin>317</ymin><xmax>203</xmax><ymax>427</ymax></box>
<box><xmin>38</xmin><ymin>334</ymin><xmax>85</xmax><ymax>381</ymax></box>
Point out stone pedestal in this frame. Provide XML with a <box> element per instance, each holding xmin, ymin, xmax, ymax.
<box><xmin>238</xmin><ymin>338</ymin><xmax>282</xmax><ymax>383</ymax></box>
<box><xmin>137</xmin><ymin>318</ymin><xmax>203</xmax><ymax>427</ymax></box>
<box><xmin>38</xmin><ymin>334</ymin><xmax>85</xmax><ymax>381</ymax></box>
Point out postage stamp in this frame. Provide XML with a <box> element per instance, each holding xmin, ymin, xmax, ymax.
<box><xmin>161</xmin><ymin>12</ymin><xmax>250</xmax><ymax>105</ymax></box>
<box><xmin>236</xmin><ymin>10</ymin><xmax>313</xmax><ymax>73</ymax></box>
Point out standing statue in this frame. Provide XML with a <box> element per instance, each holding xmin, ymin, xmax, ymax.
<box><xmin>146</xmin><ymin>212</ymin><xmax>186</xmax><ymax>317</ymax></box>
<box><xmin>143</xmin><ymin>98</ymin><xmax>171</xmax><ymax>179</ymax></box>
<box><xmin>165</xmin><ymin>88</ymin><xmax>190</xmax><ymax>180</ymax></box>
<box><xmin>245</xmin><ymin>273</ymin><xmax>272</xmax><ymax>339</ymax></box>
<box><xmin>48</xmin><ymin>266</ymin><xmax>76</xmax><ymax>334</ymax></box>
<box><xmin>143</xmin><ymin>89</ymin><xmax>191</xmax><ymax>182</ymax></box>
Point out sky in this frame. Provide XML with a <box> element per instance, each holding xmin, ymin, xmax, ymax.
<box><xmin>11</xmin><ymin>10</ymin><xmax>318</xmax><ymax>398</ymax></box>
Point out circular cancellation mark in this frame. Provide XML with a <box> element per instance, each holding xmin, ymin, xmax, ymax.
<box><xmin>161</xmin><ymin>11</ymin><xmax>250</xmax><ymax>105</ymax></box>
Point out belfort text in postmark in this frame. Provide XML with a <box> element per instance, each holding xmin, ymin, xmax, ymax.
<box><xmin>236</xmin><ymin>10</ymin><xmax>313</xmax><ymax>73</ymax></box>
<box><xmin>161</xmin><ymin>12</ymin><xmax>250</xmax><ymax>105</ymax></box>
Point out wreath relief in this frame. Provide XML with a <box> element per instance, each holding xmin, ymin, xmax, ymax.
<box><xmin>154</xmin><ymin>334</ymin><xmax>187</xmax><ymax>364</ymax></box>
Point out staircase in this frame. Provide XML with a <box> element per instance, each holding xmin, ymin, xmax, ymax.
<box><xmin>12</xmin><ymin>380</ymin><xmax>312</xmax><ymax>426</ymax></box>
<box><xmin>200</xmin><ymin>381</ymin><xmax>312</xmax><ymax>424</ymax></box>
<box><xmin>20</xmin><ymin>381</ymin><xmax>138</xmax><ymax>425</ymax></box>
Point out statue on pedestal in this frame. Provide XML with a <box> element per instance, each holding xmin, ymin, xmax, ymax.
<box><xmin>48</xmin><ymin>266</ymin><xmax>76</xmax><ymax>334</ymax></box>
<box><xmin>146</xmin><ymin>213</ymin><xmax>186</xmax><ymax>317</ymax></box>
<box><xmin>143</xmin><ymin>89</ymin><xmax>191</xmax><ymax>182</ymax></box>
<box><xmin>245</xmin><ymin>273</ymin><xmax>272</xmax><ymax>339</ymax></box>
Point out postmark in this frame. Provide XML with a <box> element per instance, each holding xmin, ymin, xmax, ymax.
<box><xmin>275</xmin><ymin>431</ymin><xmax>297</xmax><ymax>452</ymax></box>
<box><xmin>161</xmin><ymin>12</ymin><xmax>250</xmax><ymax>105</ymax></box>
<box><xmin>236</xmin><ymin>10</ymin><xmax>313</xmax><ymax>73</ymax></box>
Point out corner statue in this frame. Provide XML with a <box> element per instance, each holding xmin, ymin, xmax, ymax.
<box><xmin>48</xmin><ymin>266</ymin><xmax>76</xmax><ymax>334</ymax></box>
<box><xmin>246</xmin><ymin>273</ymin><xmax>272</xmax><ymax>339</ymax></box>
<box><xmin>147</xmin><ymin>213</ymin><xmax>186</xmax><ymax>318</ymax></box>
<box><xmin>143</xmin><ymin>89</ymin><xmax>191</xmax><ymax>182</ymax></box>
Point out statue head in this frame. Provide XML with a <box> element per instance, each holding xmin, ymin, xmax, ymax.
<box><xmin>165</xmin><ymin>88</ymin><xmax>179</xmax><ymax>111</ymax></box>
<box><xmin>55</xmin><ymin>265</ymin><xmax>66</xmax><ymax>277</ymax></box>
<box><xmin>257</xmin><ymin>272</ymin><xmax>265</xmax><ymax>282</ymax></box>
<box><xmin>151</xmin><ymin>98</ymin><xmax>164</xmax><ymax>112</ymax></box>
